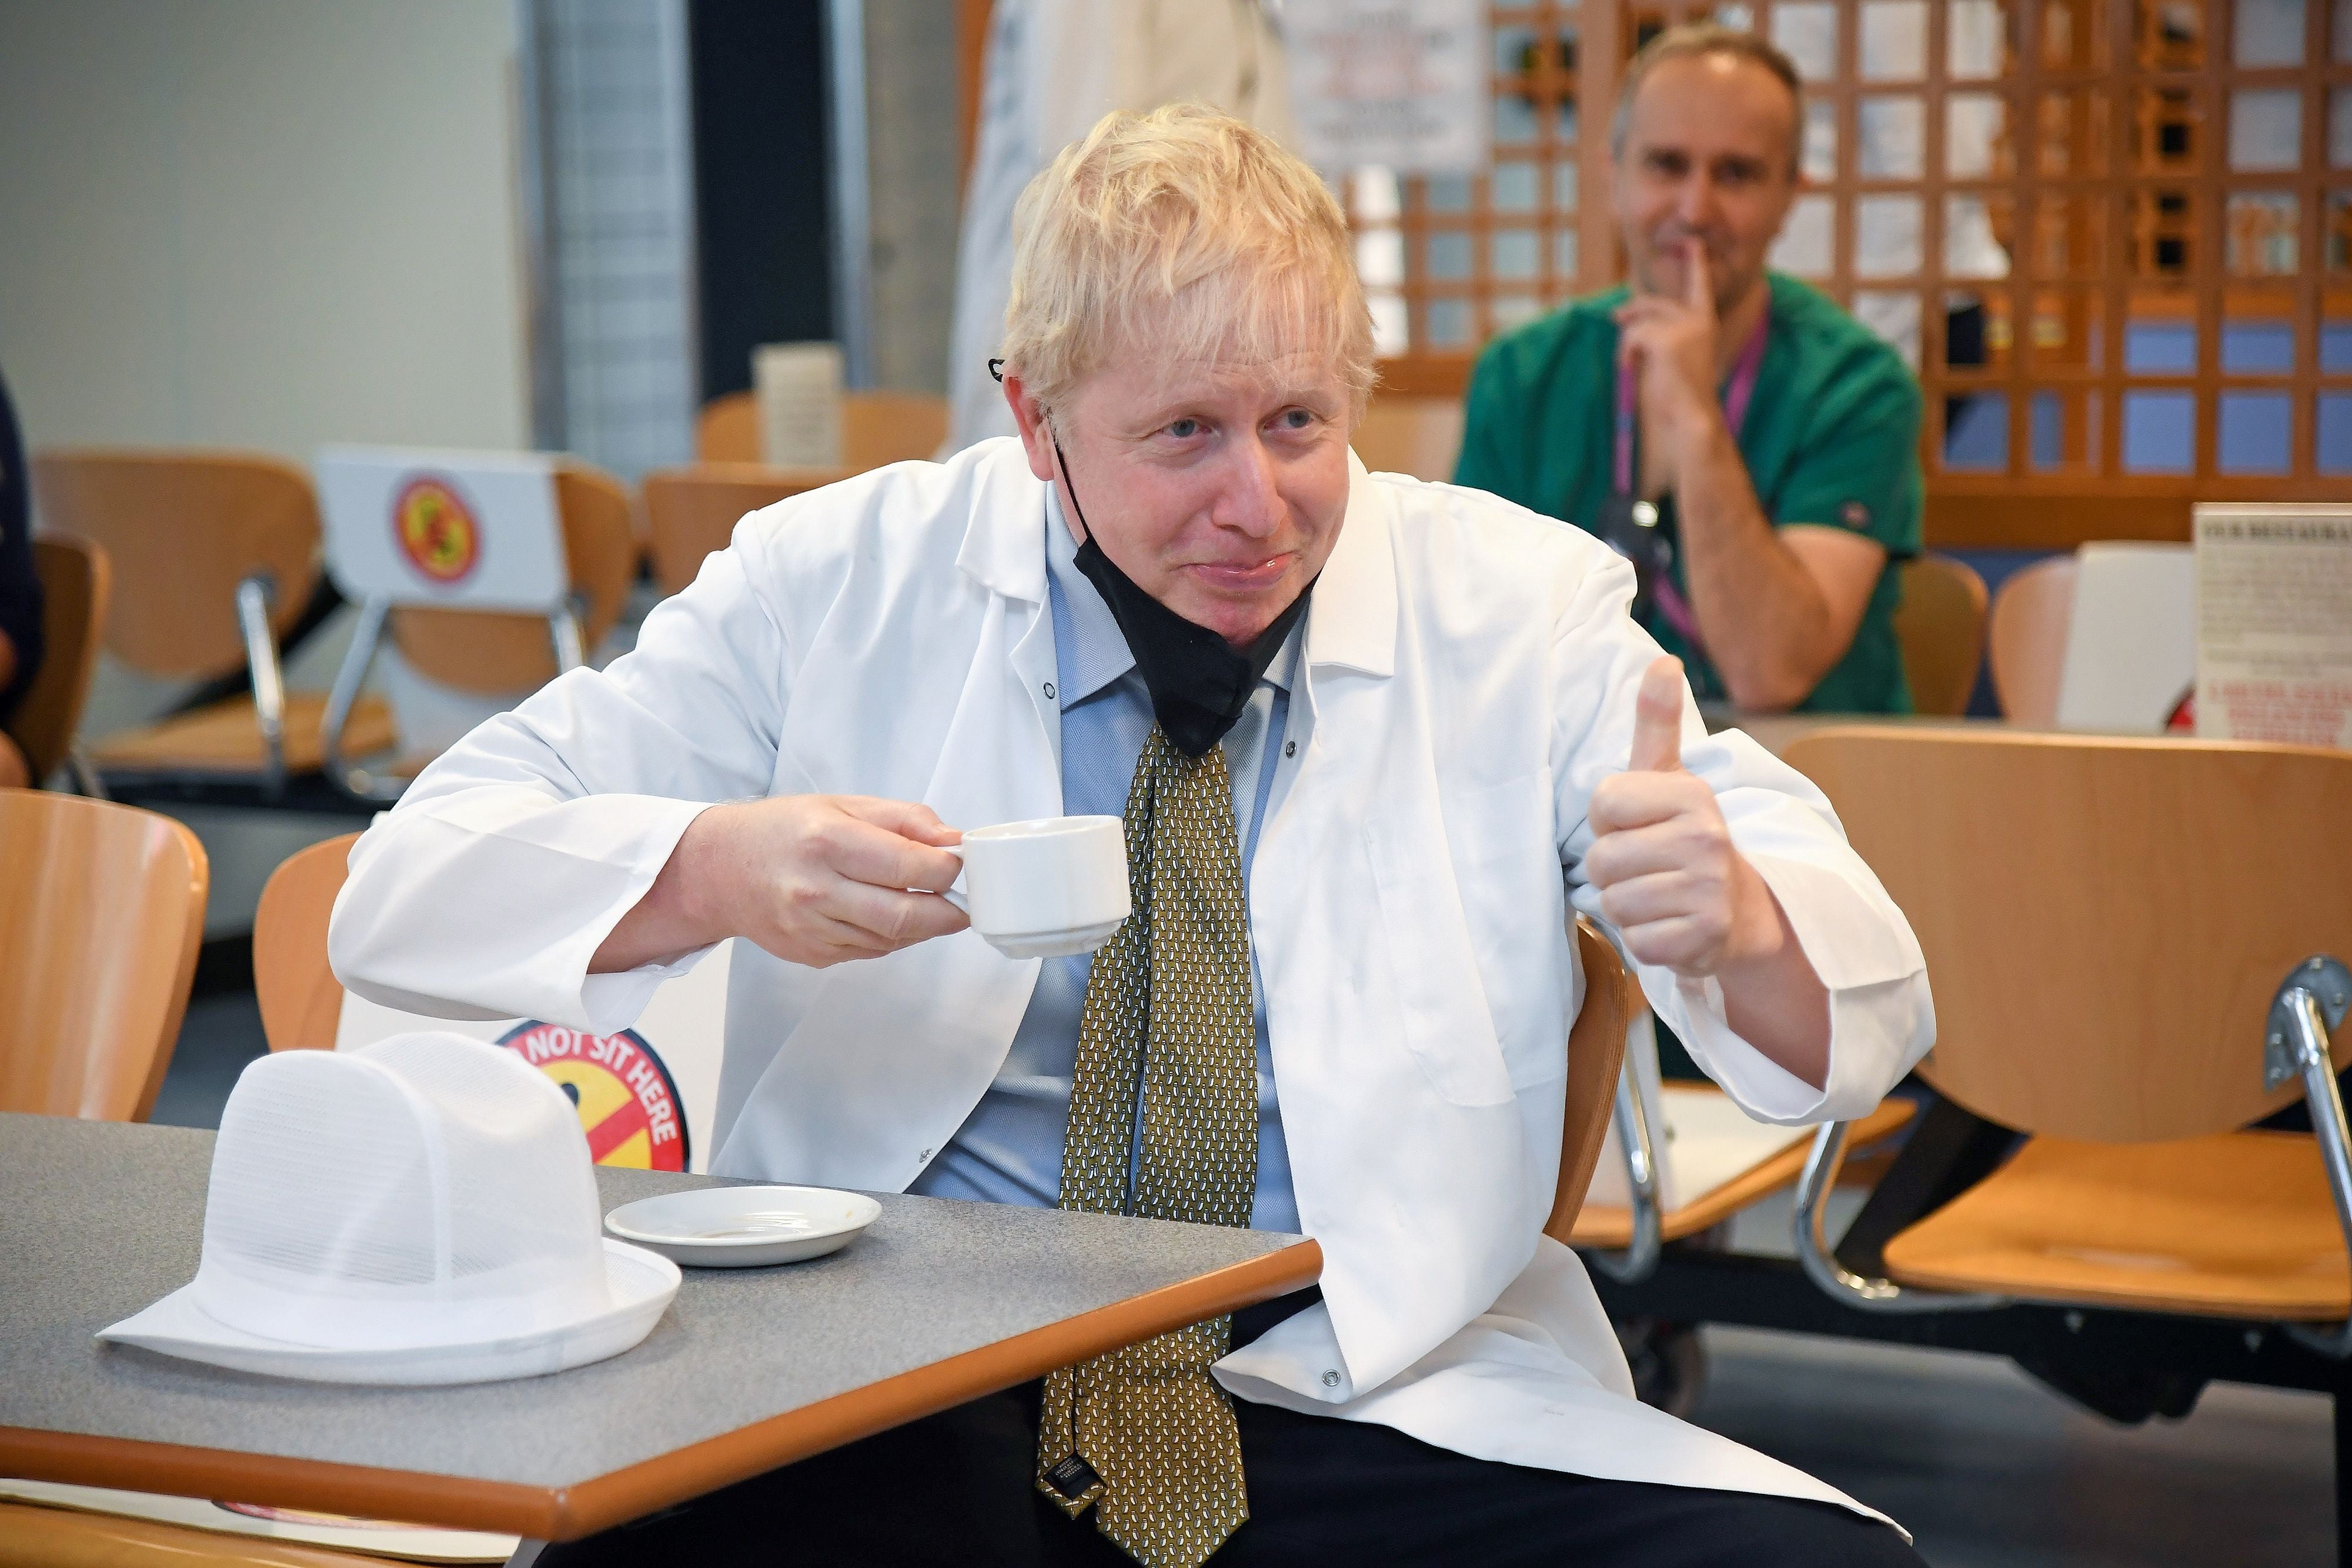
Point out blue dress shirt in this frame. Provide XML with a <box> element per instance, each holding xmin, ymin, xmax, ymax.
<box><xmin>907</xmin><ymin>500</ymin><xmax>1303</xmax><ymax>1232</ymax></box>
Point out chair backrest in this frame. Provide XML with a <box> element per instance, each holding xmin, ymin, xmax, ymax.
<box><xmin>0</xmin><ymin>790</ymin><xmax>208</xmax><ymax>1119</ymax></box>
<box><xmin>1892</xmin><ymin>554</ymin><xmax>1988</xmax><ymax>717</ymax></box>
<box><xmin>640</xmin><ymin>464</ymin><xmax>847</xmax><ymax>596</ymax></box>
<box><xmin>28</xmin><ymin>449</ymin><xmax>320</xmax><ymax>680</ymax></box>
<box><xmin>843</xmin><ymin>392</ymin><xmax>949</xmax><ymax>470</ymax></box>
<box><xmin>1545</xmin><ymin>917</ymin><xmax>1637</xmax><ymax>1241</ymax></box>
<box><xmin>1783</xmin><ymin>729</ymin><xmax>2352</xmax><ymax>1143</ymax></box>
<box><xmin>1353</xmin><ymin>395</ymin><xmax>1466</xmax><ymax>484</ymax></box>
<box><xmin>698</xmin><ymin>391</ymin><xmax>760</xmax><ymax>463</ymax></box>
<box><xmin>699</xmin><ymin>390</ymin><xmax>948</xmax><ymax>471</ymax></box>
<box><xmin>390</xmin><ymin>463</ymin><xmax>638</xmax><ymax>696</ymax></box>
<box><xmin>254</xmin><ymin>833</ymin><xmax>360</xmax><ymax>1052</ymax></box>
<box><xmin>1988</xmin><ymin>554</ymin><xmax>2078</xmax><ymax>724</ymax></box>
<box><xmin>7</xmin><ymin>533</ymin><xmax>112</xmax><ymax>781</ymax></box>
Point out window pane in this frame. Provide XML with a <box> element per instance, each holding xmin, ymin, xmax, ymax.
<box><xmin>1855</xmin><ymin>290</ymin><xmax>1923</xmax><ymax>366</ymax></box>
<box><xmin>1949</xmin><ymin>0</ymin><xmax>2007</xmax><ymax>75</ymax></box>
<box><xmin>1496</xmin><ymin>24</ymin><xmax>1540</xmax><ymax>73</ymax></box>
<box><xmin>1356</xmin><ymin>229</ymin><xmax>1405</xmax><ymax>288</ymax></box>
<box><xmin>2044</xmin><ymin>0</ymin><xmax>2111</xmax><ymax>69</ymax></box>
<box><xmin>2030</xmin><ymin>389</ymin><xmax>2103</xmax><ymax>470</ymax></box>
<box><xmin>1426</xmin><ymin>232</ymin><xmax>1473</xmax><ymax>280</ymax></box>
<box><xmin>2122</xmin><ymin>390</ymin><xmax>2197</xmax><ymax>472</ymax></box>
<box><xmin>2125</xmin><ymin>317</ymin><xmax>2199</xmax><ymax>372</ymax></box>
<box><xmin>2040</xmin><ymin>92</ymin><xmax>2113</xmax><ymax>176</ymax></box>
<box><xmin>1368</xmin><ymin>293</ymin><xmax>1408</xmax><ymax>356</ymax></box>
<box><xmin>1773</xmin><ymin>2</ymin><xmax>1840</xmax><ymax>78</ymax></box>
<box><xmin>1944</xmin><ymin>393</ymin><xmax>2010</xmax><ymax>470</ymax></box>
<box><xmin>1803</xmin><ymin>101</ymin><xmax>1839</xmax><ymax>182</ymax></box>
<box><xmin>2133</xmin><ymin>189</ymin><xmax>2198</xmax><ymax>276</ymax></box>
<box><xmin>1770</xmin><ymin>195</ymin><xmax>1837</xmax><ymax>276</ymax></box>
<box><xmin>2036</xmin><ymin>196</ymin><xmax>2110</xmax><ymax>276</ymax></box>
<box><xmin>2221</xmin><ymin>318</ymin><xmax>2297</xmax><ymax>372</ymax></box>
<box><xmin>1493</xmin><ymin>295</ymin><xmax>1545</xmax><ymax>332</ymax></box>
<box><xmin>1495</xmin><ymin>93</ymin><xmax>1539</xmax><ymax>145</ymax></box>
<box><xmin>1351</xmin><ymin>167</ymin><xmax>1402</xmax><ymax>223</ymax></box>
<box><xmin>1947</xmin><ymin>95</ymin><xmax>2007</xmax><ymax>178</ymax></box>
<box><xmin>1425</xmin><ymin>298</ymin><xmax>1473</xmax><ymax>348</ymax></box>
<box><xmin>2031</xmin><ymin>289</ymin><xmax>2105</xmax><ymax>369</ymax></box>
<box><xmin>2219</xmin><ymin>392</ymin><xmax>2294</xmax><ymax>472</ymax></box>
<box><xmin>1946</xmin><ymin>289</ymin><xmax>2015</xmax><ymax>370</ymax></box>
<box><xmin>2323</xmin><ymin>320</ymin><xmax>2352</xmax><ymax>370</ymax></box>
<box><xmin>2231</xmin><ymin>89</ymin><xmax>2304</xmax><ymax>172</ymax></box>
<box><xmin>2227</xmin><ymin>192</ymin><xmax>2303</xmax><ymax>275</ymax></box>
<box><xmin>2333</xmin><ymin>89</ymin><xmax>2352</xmax><ymax>165</ymax></box>
<box><xmin>1425</xmin><ymin>174</ymin><xmax>1473</xmax><ymax>213</ymax></box>
<box><xmin>1554</xmin><ymin>162</ymin><xmax>1580</xmax><ymax>210</ymax></box>
<box><xmin>1493</xmin><ymin>229</ymin><xmax>1541</xmax><ymax>280</ymax></box>
<box><xmin>1859</xmin><ymin>97</ymin><xmax>1926</xmax><ymax>178</ymax></box>
<box><xmin>1861</xmin><ymin>0</ymin><xmax>1929</xmax><ymax>77</ymax></box>
<box><xmin>2138</xmin><ymin>87</ymin><xmax>2199</xmax><ymax>170</ymax></box>
<box><xmin>1856</xmin><ymin>196</ymin><xmax>1924</xmax><ymax>276</ymax></box>
<box><xmin>1492</xmin><ymin>162</ymin><xmax>1540</xmax><ymax>213</ymax></box>
<box><xmin>2140</xmin><ymin>0</ymin><xmax>2204</xmax><ymax>69</ymax></box>
<box><xmin>1555</xmin><ymin>229</ymin><xmax>1581</xmax><ymax>278</ymax></box>
<box><xmin>1948</xmin><ymin>196</ymin><xmax>2012</xmax><ymax>278</ymax></box>
<box><xmin>2321</xmin><ymin>393</ymin><xmax>2352</xmax><ymax>472</ymax></box>
<box><xmin>2236</xmin><ymin>0</ymin><xmax>2307</xmax><ymax>63</ymax></box>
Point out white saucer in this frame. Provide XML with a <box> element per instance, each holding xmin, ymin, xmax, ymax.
<box><xmin>982</xmin><ymin>918</ymin><xmax>1125</xmax><ymax>959</ymax></box>
<box><xmin>96</xmin><ymin>1239</ymin><xmax>680</xmax><ymax>1386</ymax></box>
<box><xmin>604</xmin><ymin>1185</ymin><xmax>882</xmax><ymax>1268</ymax></box>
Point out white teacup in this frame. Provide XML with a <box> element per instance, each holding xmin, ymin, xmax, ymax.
<box><xmin>945</xmin><ymin>816</ymin><xmax>1131</xmax><ymax>959</ymax></box>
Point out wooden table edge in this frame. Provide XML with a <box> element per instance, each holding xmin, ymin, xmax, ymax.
<box><xmin>0</xmin><ymin>1238</ymin><xmax>1324</xmax><ymax>1542</ymax></box>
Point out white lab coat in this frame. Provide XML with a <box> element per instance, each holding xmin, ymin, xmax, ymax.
<box><xmin>946</xmin><ymin>0</ymin><xmax>1298</xmax><ymax>452</ymax></box>
<box><xmin>330</xmin><ymin>437</ymin><xmax>1933</xmax><ymax>1529</ymax></box>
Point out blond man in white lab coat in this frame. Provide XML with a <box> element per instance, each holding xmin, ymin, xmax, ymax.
<box><xmin>333</xmin><ymin>106</ymin><xmax>1932</xmax><ymax>1568</ymax></box>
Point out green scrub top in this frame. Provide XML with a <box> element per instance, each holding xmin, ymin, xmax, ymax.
<box><xmin>1454</xmin><ymin>272</ymin><xmax>1924</xmax><ymax>714</ymax></box>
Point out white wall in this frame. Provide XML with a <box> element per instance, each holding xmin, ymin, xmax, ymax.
<box><xmin>0</xmin><ymin>0</ymin><xmax>530</xmax><ymax>460</ymax></box>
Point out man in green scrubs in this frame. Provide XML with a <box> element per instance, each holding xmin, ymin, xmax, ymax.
<box><xmin>1456</xmin><ymin>24</ymin><xmax>1922</xmax><ymax>714</ymax></box>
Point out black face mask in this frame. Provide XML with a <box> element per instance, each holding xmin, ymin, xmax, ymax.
<box><xmin>1054</xmin><ymin>436</ymin><xmax>1313</xmax><ymax>758</ymax></box>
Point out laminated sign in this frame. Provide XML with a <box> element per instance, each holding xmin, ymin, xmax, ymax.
<box><xmin>1285</xmin><ymin>0</ymin><xmax>1487</xmax><ymax>175</ymax></box>
<box><xmin>2194</xmin><ymin>503</ymin><xmax>2352</xmax><ymax>750</ymax></box>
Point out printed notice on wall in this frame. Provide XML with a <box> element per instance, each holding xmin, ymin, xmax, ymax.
<box><xmin>1285</xmin><ymin>0</ymin><xmax>1488</xmax><ymax>175</ymax></box>
<box><xmin>2194</xmin><ymin>503</ymin><xmax>2352</xmax><ymax>750</ymax></box>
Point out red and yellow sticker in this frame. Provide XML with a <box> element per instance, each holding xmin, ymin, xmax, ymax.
<box><xmin>496</xmin><ymin>1023</ymin><xmax>690</xmax><ymax>1172</ymax></box>
<box><xmin>392</xmin><ymin>475</ymin><xmax>480</xmax><ymax>585</ymax></box>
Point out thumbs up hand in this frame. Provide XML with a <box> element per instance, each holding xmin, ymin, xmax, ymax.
<box><xmin>1584</xmin><ymin>656</ymin><xmax>1779</xmax><ymax>978</ymax></box>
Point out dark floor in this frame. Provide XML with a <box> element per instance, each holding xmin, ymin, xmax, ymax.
<box><xmin>152</xmin><ymin>997</ymin><xmax>2337</xmax><ymax>1566</ymax></box>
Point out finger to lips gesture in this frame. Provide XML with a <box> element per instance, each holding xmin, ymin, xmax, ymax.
<box><xmin>708</xmin><ymin>794</ymin><xmax>970</xmax><ymax>968</ymax></box>
<box><xmin>1584</xmin><ymin>656</ymin><xmax>1768</xmax><ymax>977</ymax></box>
<box><xmin>1612</xmin><ymin>238</ymin><xmax>1720</xmax><ymax>435</ymax></box>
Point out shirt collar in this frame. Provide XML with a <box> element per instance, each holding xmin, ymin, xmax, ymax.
<box><xmin>1044</xmin><ymin>487</ymin><xmax>1302</xmax><ymax>710</ymax></box>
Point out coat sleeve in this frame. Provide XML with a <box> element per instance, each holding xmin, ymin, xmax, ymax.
<box><xmin>328</xmin><ymin>527</ymin><xmax>795</xmax><ymax>1035</ymax></box>
<box><xmin>1549</xmin><ymin>544</ymin><xmax>1935</xmax><ymax>1125</ymax></box>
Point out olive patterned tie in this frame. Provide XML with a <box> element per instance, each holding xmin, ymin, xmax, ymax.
<box><xmin>1035</xmin><ymin>725</ymin><xmax>1259</xmax><ymax>1568</ymax></box>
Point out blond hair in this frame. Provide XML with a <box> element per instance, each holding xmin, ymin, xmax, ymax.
<box><xmin>1000</xmin><ymin>104</ymin><xmax>1375</xmax><ymax>420</ymax></box>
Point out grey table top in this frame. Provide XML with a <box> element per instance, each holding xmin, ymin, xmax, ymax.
<box><xmin>0</xmin><ymin>1113</ymin><xmax>1317</xmax><ymax>1537</ymax></box>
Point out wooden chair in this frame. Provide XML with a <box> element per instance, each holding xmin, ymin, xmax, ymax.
<box><xmin>640</xmin><ymin>464</ymin><xmax>846</xmax><ymax>597</ymax></box>
<box><xmin>319</xmin><ymin>464</ymin><xmax>636</xmax><ymax>797</ymax></box>
<box><xmin>28</xmin><ymin>451</ymin><xmax>397</xmax><ymax>794</ymax></box>
<box><xmin>4</xmin><ymin>533</ymin><xmax>111</xmax><ymax>787</ymax></box>
<box><xmin>0</xmin><ymin>790</ymin><xmax>207</xmax><ymax>1121</ymax></box>
<box><xmin>1784</xmin><ymin>730</ymin><xmax>2352</xmax><ymax>1336</ymax></box>
<box><xmin>1892</xmin><ymin>553</ymin><xmax>1989</xmax><ymax>717</ymax></box>
<box><xmin>1546</xmin><ymin>918</ymin><xmax>1638</xmax><ymax>1241</ymax></box>
<box><xmin>1987</xmin><ymin>554</ymin><xmax>2077</xmax><ymax>726</ymax></box>
<box><xmin>696</xmin><ymin>390</ymin><xmax>948</xmax><ymax>470</ymax></box>
<box><xmin>253</xmin><ymin>833</ymin><xmax>361</xmax><ymax>1053</ymax></box>
<box><xmin>1352</xmin><ymin>394</ymin><xmax>1466</xmax><ymax>484</ymax></box>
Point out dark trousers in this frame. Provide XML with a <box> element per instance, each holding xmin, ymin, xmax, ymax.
<box><xmin>542</xmin><ymin>1296</ymin><xmax>1926</xmax><ymax>1567</ymax></box>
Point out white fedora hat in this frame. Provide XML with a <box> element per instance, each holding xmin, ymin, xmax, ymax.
<box><xmin>100</xmin><ymin>1031</ymin><xmax>679</xmax><ymax>1386</ymax></box>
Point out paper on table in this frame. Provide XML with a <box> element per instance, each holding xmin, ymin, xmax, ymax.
<box><xmin>2056</xmin><ymin>542</ymin><xmax>2196</xmax><ymax>732</ymax></box>
<box><xmin>0</xmin><ymin>1479</ymin><xmax>516</xmax><ymax>1563</ymax></box>
<box><xmin>2194</xmin><ymin>504</ymin><xmax>2352</xmax><ymax>750</ymax></box>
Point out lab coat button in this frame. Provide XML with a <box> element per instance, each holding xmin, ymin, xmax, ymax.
<box><xmin>919</xmin><ymin>1148</ymin><xmax>933</xmax><ymax>1162</ymax></box>
<box><xmin>1043</xmin><ymin>681</ymin><xmax>1056</xmax><ymax>700</ymax></box>
<box><xmin>1321</xmin><ymin>1369</ymin><xmax>1341</xmax><ymax>1388</ymax></box>
<box><xmin>1285</xmin><ymin>740</ymin><xmax>1297</xmax><ymax>757</ymax></box>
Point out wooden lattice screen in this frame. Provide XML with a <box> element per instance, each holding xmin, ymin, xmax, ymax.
<box><xmin>954</xmin><ymin>0</ymin><xmax>2352</xmax><ymax>543</ymax></box>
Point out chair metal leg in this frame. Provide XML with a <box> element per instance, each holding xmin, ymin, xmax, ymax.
<box><xmin>549</xmin><ymin>597</ymin><xmax>587</xmax><ymax>673</ymax></box>
<box><xmin>319</xmin><ymin>596</ymin><xmax>406</xmax><ymax>805</ymax></box>
<box><xmin>233</xmin><ymin>573</ymin><xmax>288</xmax><ymax>798</ymax></box>
<box><xmin>1588</xmin><ymin>1058</ymin><xmax>1664</xmax><ymax>1283</ymax></box>
<box><xmin>2267</xmin><ymin>958</ymin><xmax>2352</xmax><ymax>1359</ymax></box>
<box><xmin>1793</xmin><ymin>1117</ymin><xmax>2009</xmax><ymax>1313</ymax></box>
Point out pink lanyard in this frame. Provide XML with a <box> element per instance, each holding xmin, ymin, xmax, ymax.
<box><xmin>1610</xmin><ymin>309</ymin><xmax>1770</xmax><ymax>653</ymax></box>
